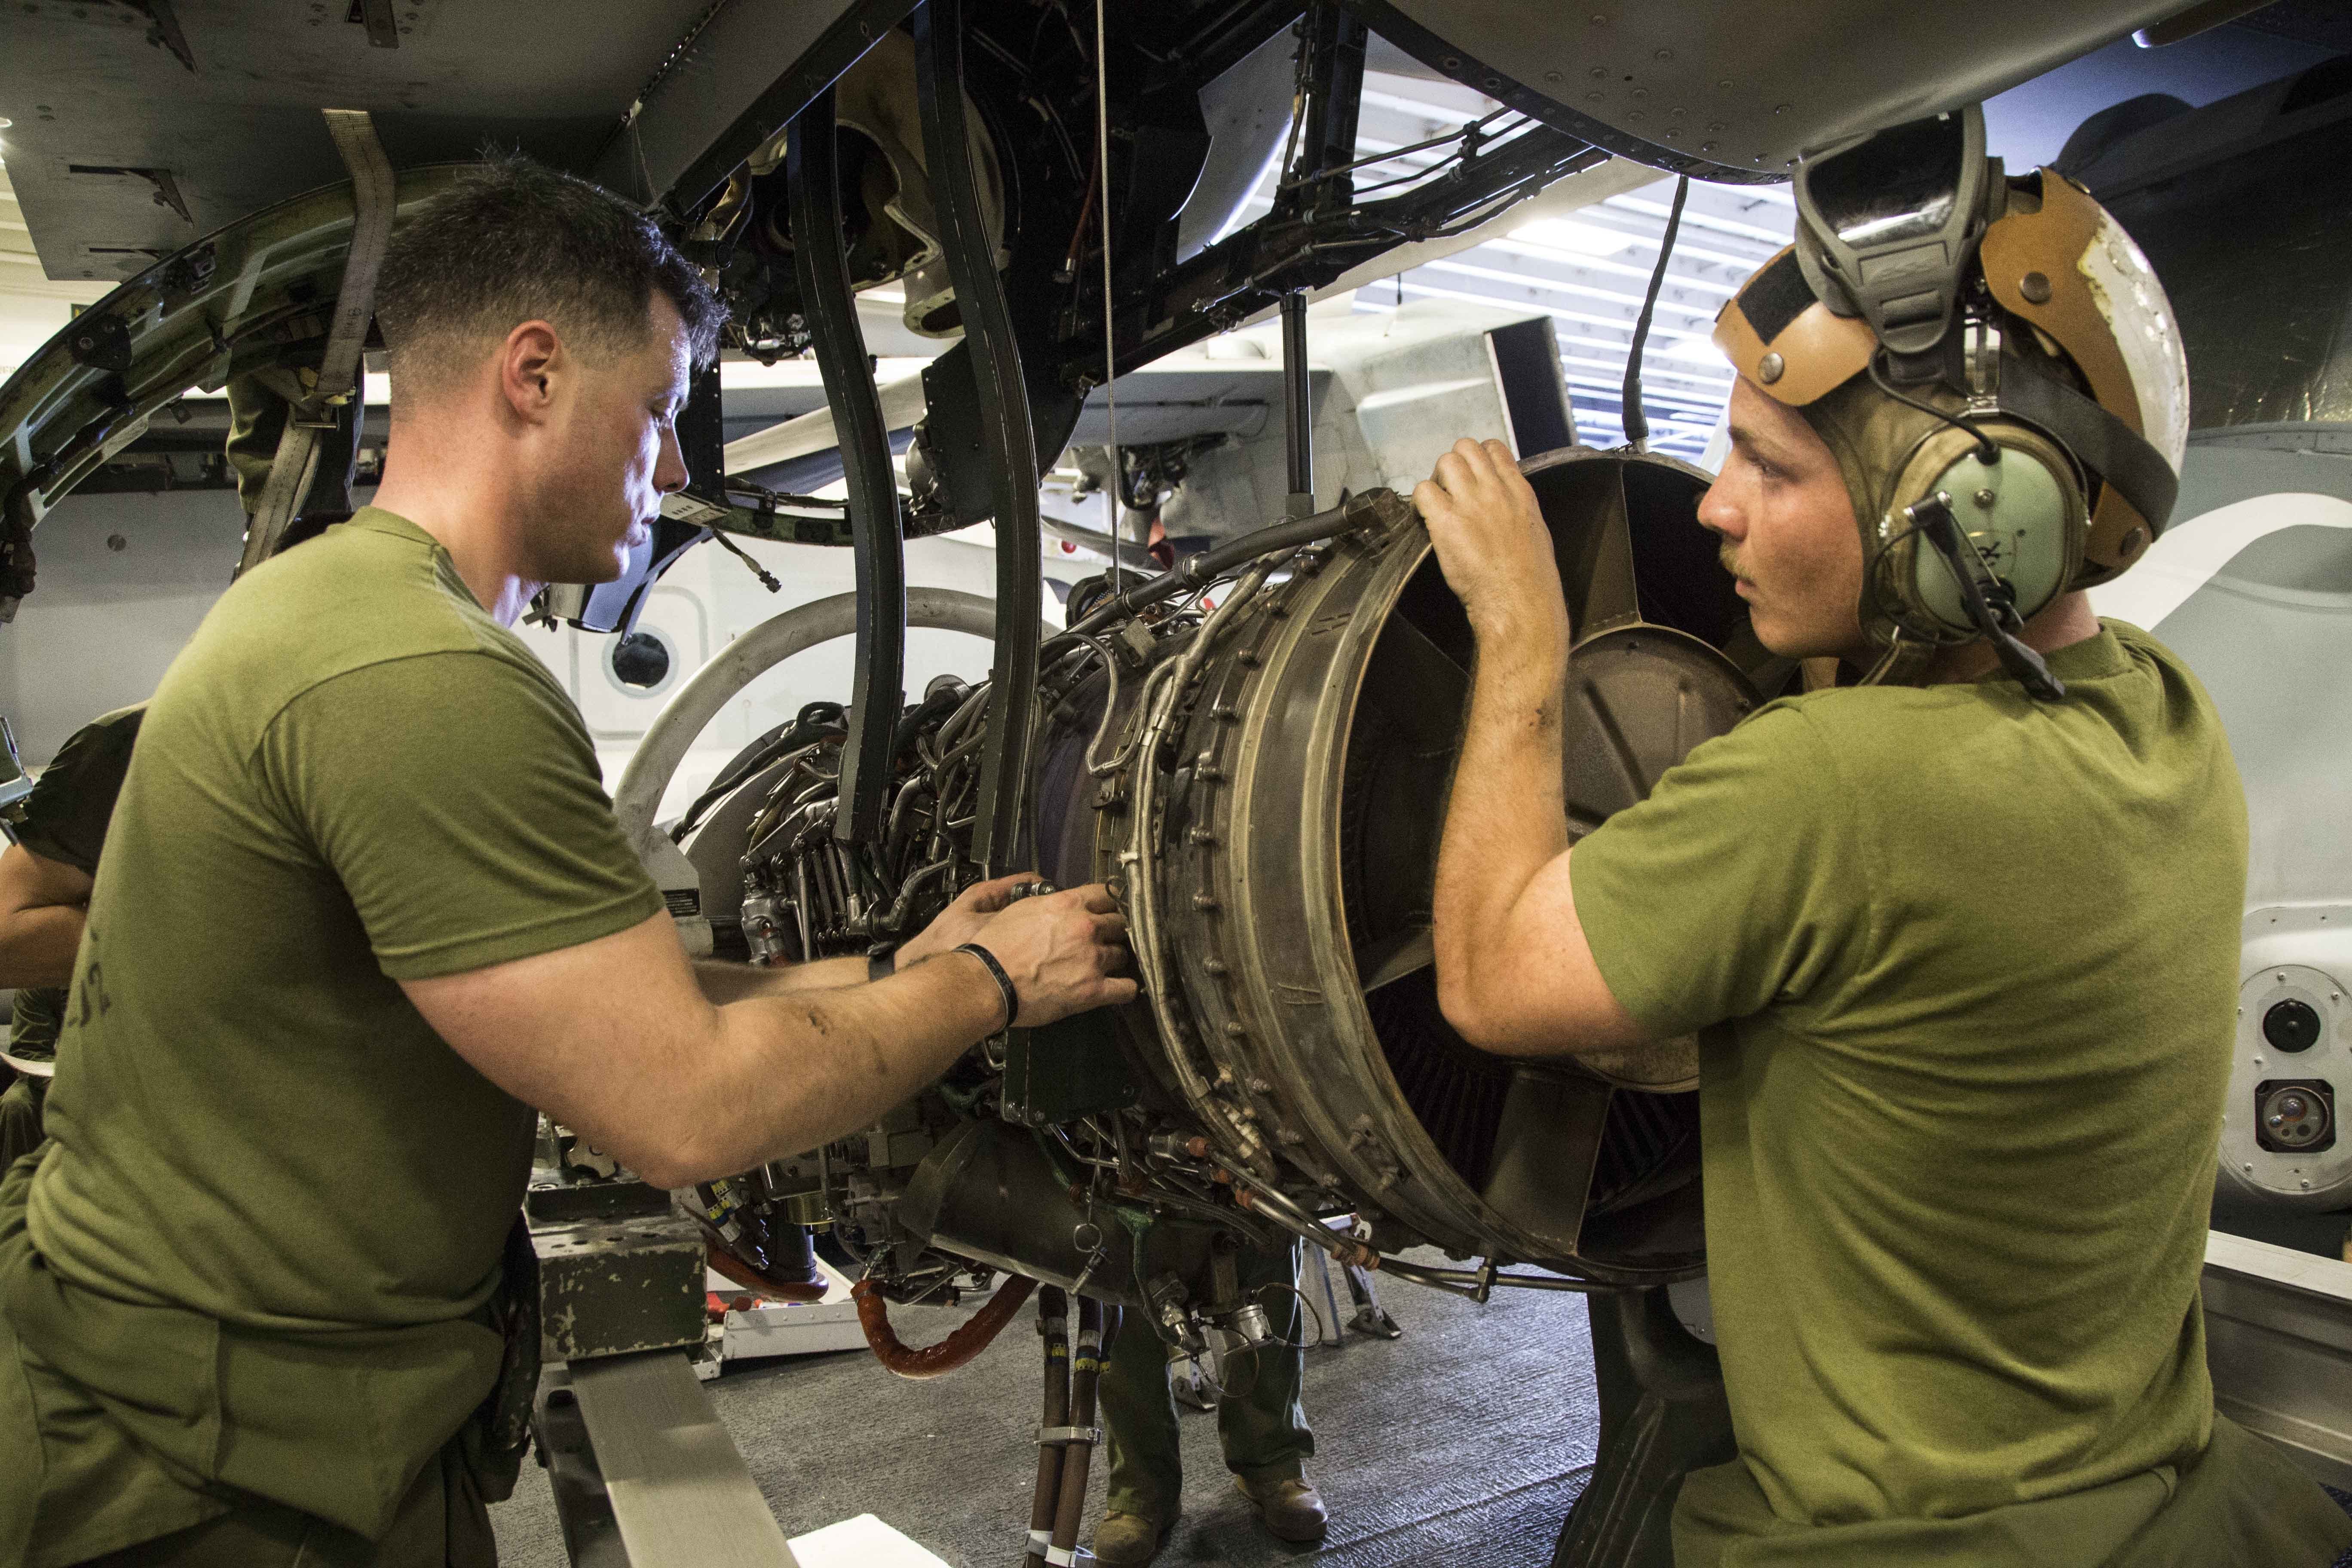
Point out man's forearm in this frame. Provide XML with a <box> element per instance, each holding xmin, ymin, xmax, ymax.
<box><xmin>0</xmin><ymin>904</ymin><xmax>86</xmax><ymax>989</ymax></box>
<box><xmin>1432</xmin><ymin>627</ymin><xmax>1571</xmax><ymax>1013</ymax></box>
<box><xmin>661</xmin><ymin>950</ymin><xmax>1004</xmax><ymax>1183</ymax></box>
<box><xmin>693</xmin><ymin>954</ymin><xmax>867</xmax><ymax>1004</ymax></box>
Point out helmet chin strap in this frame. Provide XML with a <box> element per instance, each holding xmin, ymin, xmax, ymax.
<box><xmin>1903</xmin><ymin>491</ymin><xmax>2067</xmax><ymax>700</ymax></box>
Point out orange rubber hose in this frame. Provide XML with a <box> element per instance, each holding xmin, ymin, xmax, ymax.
<box><xmin>851</xmin><ymin>1272</ymin><xmax>1038</xmax><ymax>1379</ymax></box>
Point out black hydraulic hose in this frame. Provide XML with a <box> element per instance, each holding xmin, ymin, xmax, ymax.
<box><xmin>1064</xmin><ymin>491</ymin><xmax>1380</xmax><ymax>639</ymax></box>
<box><xmin>1620</xmin><ymin>174</ymin><xmax>1688</xmax><ymax>453</ymax></box>
<box><xmin>669</xmin><ymin>704</ymin><xmax>846</xmax><ymax>844</ymax></box>
<box><xmin>1026</xmin><ymin>1286</ymin><xmax>1070</xmax><ymax>1568</ymax></box>
<box><xmin>891</xmin><ymin>682</ymin><xmax>967</xmax><ymax>762</ymax></box>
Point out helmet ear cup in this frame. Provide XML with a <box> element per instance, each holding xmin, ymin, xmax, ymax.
<box><xmin>1870</xmin><ymin>424</ymin><xmax>2086</xmax><ymax>640</ymax></box>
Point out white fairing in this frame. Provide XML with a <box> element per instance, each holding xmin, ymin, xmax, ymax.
<box><xmin>2224</xmin><ymin>921</ymin><xmax>2352</xmax><ymax>1210</ymax></box>
<box><xmin>2094</xmin><ymin>484</ymin><xmax>2352</xmax><ymax>1210</ymax></box>
<box><xmin>2078</xmin><ymin>212</ymin><xmax>2190</xmax><ymax>473</ymax></box>
<box><xmin>2089</xmin><ymin>491</ymin><xmax>2352</xmax><ymax>637</ymax></box>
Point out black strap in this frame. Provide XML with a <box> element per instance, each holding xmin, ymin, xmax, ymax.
<box><xmin>868</xmin><ymin>945</ymin><xmax>896</xmax><ymax>983</ymax></box>
<box><xmin>2000</xmin><ymin>356</ymin><xmax>2179</xmax><ymax>537</ymax></box>
<box><xmin>954</xmin><ymin>942</ymin><xmax>1020</xmax><ymax>1029</ymax></box>
<box><xmin>460</xmin><ymin>1211</ymin><xmax>541</xmax><ymax>1504</ymax></box>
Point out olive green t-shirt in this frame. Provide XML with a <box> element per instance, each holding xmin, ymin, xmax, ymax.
<box><xmin>6</xmin><ymin>704</ymin><xmax>142</xmax><ymax>1063</ymax></box>
<box><xmin>0</xmin><ymin>508</ymin><xmax>662</xmax><ymax>1564</ymax></box>
<box><xmin>1571</xmin><ymin>622</ymin><xmax>2351</xmax><ymax>1566</ymax></box>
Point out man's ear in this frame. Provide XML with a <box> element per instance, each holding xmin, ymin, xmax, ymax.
<box><xmin>497</xmin><ymin>320</ymin><xmax>564</xmax><ymax>423</ymax></box>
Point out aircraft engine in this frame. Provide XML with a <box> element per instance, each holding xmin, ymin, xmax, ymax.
<box><xmin>626</xmin><ymin>447</ymin><xmax>1779</xmax><ymax>1338</ymax></box>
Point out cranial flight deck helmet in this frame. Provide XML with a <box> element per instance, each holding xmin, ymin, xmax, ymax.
<box><xmin>1712</xmin><ymin>103</ymin><xmax>2190</xmax><ymax>697</ymax></box>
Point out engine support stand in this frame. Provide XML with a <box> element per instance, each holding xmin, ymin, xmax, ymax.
<box><xmin>913</xmin><ymin>0</ymin><xmax>1044</xmax><ymax>873</ymax></box>
<box><xmin>1550</xmin><ymin>1286</ymin><xmax>1734</xmax><ymax>1568</ymax></box>
<box><xmin>1279</xmin><ymin>291</ymin><xmax>1314</xmax><ymax>521</ymax></box>
<box><xmin>789</xmin><ymin>83</ymin><xmax>906</xmax><ymax>847</ymax></box>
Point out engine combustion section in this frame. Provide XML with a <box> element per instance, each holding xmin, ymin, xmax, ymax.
<box><xmin>642</xmin><ymin>450</ymin><xmax>1779</xmax><ymax>1338</ymax></box>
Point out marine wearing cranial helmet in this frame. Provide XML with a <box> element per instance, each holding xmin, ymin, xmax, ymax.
<box><xmin>1713</xmin><ymin>102</ymin><xmax>2190</xmax><ymax>693</ymax></box>
<box><xmin>1415</xmin><ymin>95</ymin><xmax>2352</xmax><ymax>1568</ymax></box>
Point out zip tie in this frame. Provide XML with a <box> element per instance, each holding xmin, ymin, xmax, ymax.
<box><xmin>1045</xmin><ymin>1545</ymin><xmax>1094</xmax><ymax>1566</ymax></box>
<box><xmin>1037</xmin><ymin>1425</ymin><xmax>1103</xmax><ymax>1446</ymax></box>
<box><xmin>1030</xmin><ymin>1528</ymin><xmax>1053</xmax><ymax>1550</ymax></box>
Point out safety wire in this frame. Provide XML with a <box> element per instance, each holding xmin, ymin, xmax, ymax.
<box><xmin>1096</xmin><ymin>0</ymin><xmax>1122</xmax><ymax>603</ymax></box>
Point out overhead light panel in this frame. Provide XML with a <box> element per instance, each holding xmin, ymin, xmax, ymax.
<box><xmin>1507</xmin><ymin>217</ymin><xmax>1637</xmax><ymax>257</ymax></box>
<box><xmin>1661</xmin><ymin>334</ymin><xmax>1727</xmax><ymax>364</ymax></box>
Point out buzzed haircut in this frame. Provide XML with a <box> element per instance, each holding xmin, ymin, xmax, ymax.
<box><xmin>374</xmin><ymin>153</ymin><xmax>724</xmax><ymax>397</ymax></box>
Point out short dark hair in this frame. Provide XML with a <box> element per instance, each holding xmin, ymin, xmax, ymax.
<box><xmin>375</xmin><ymin>153</ymin><xmax>724</xmax><ymax>394</ymax></box>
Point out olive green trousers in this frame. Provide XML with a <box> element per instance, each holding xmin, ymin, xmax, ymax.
<box><xmin>1098</xmin><ymin>1239</ymin><xmax>1314</xmax><ymax>1522</ymax></box>
<box><xmin>74</xmin><ymin>1439</ymin><xmax>493</xmax><ymax>1568</ymax></box>
<box><xmin>0</xmin><ymin>1076</ymin><xmax>44</xmax><ymax>1171</ymax></box>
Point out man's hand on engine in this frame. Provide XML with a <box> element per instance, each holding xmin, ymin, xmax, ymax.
<box><xmin>894</xmin><ymin>871</ymin><xmax>1040</xmax><ymax>968</ymax></box>
<box><xmin>953</xmin><ymin>882</ymin><xmax>1136</xmax><ymax>1028</ymax></box>
<box><xmin>1414</xmin><ymin>438</ymin><xmax>1571</xmax><ymax>656</ymax></box>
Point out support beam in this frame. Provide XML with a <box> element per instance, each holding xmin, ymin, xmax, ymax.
<box><xmin>1286</xmin><ymin>5</ymin><xmax>1369</xmax><ymax>219</ymax></box>
<box><xmin>238</xmin><ymin>108</ymin><xmax>392</xmax><ymax>576</ymax></box>
<box><xmin>1280</xmin><ymin>291</ymin><xmax>1314</xmax><ymax>520</ymax></box>
<box><xmin>2202</xmin><ymin>1230</ymin><xmax>2352</xmax><ymax>1489</ymax></box>
<box><xmin>790</xmin><ymin>86</ymin><xmax>906</xmax><ymax>848</ymax></box>
<box><xmin>914</xmin><ymin>0</ymin><xmax>1043</xmax><ymax>875</ymax></box>
<box><xmin>591</xmin><ymin>0</ymin><xmax>921</xmax><ymax>216</ymax></box>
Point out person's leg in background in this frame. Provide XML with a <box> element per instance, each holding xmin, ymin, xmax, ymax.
<box><xmin>1219</xmin><ymin>1239</ymin><xmax>1326</xmax><ymax>1544</ymax></box>
<box><xmin>0</xmin><ymin>1073</ymin><xmax>46</xmax><ymax>1170</ymax></box>
<box><xmin>1094</xmin><ymin>1305</ymin><xmax>1186</xmax><ymax>1566</ymax></box>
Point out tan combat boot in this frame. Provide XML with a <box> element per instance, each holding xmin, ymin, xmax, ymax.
<box><xmin>1235</xmin><ymin>1474</ymin><xmax>1329</xmax><ymax>1544</ymax></box>
<box><xmin>1092</xmin><ymin>1509</ymin><xmax>1176</xmax><ymax>1566</ymax></box>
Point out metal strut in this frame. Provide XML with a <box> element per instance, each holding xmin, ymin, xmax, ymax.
<box><xmin>1280</xmin><ymin>291</ymin><xmax>1314</xmax><ymax>520</ymax></box>
<box><xmin>915</xmin><ymin>0</ymin><xmax>1044</xmax><ymax>874</ymax></box>
<box><xmin>239</xmin><ymin>107</ymin><xmax>393</xmax><ymax>576</ymax></box>
<box><xmin>790</xmin><ymin>84</ymin><xmax>907</xmax><ymax>847</ymax></box>
<box><xmin>1283</xmin><ymin>4</ymin><xmax>1368</xmax><ymax>221</ymax></box>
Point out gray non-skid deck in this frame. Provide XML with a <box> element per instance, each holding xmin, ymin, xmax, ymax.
<box><xmin>490</xmin><ymin>1258</ymin><xmax>1602</xmax><ymax>1568</ymax></box>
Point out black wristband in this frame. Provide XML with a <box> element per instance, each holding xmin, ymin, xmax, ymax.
<box><xmin>953</xmin><ymin>942</ymin><xmax>1020</xmax><ymax>1029</ymax></box>
<box><xmin>868</xmin><ymin>945</ymin><xmax>896</xmax><ymax>983</ymax></box>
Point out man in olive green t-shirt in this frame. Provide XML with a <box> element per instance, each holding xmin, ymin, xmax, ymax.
<box><xmin>1412</xmin><ymin>390</ymin><xmax>2352</xmax><ymax>1567</ymax></box>
<box><xmin>0</xmin><ymin>706</ymin><xmax>141</xmax><ymax>1167</ymax></box>
<box><xmin>0</xmin><ymin>156</ymin><xmax>1136</xmax><ymax>1568</ymax></box>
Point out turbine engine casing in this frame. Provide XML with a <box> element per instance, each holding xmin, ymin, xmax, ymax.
<box><xmin>1028</xmin><ymin>450</ymin><xmax>1759</xmax><ymax>1285</ymax></box>
<box><xmin>657</xmin><ymin>449</ymin><xmax>1776</xmax><ymax>1314</ymax></box>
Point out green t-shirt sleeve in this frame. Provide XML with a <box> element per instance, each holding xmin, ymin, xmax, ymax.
<box><xmin>1569</xmin><ymin>702</ymin><xmax>1871</xmax><ymax>1038</ymax></box>
<box><xmin>16</xmin><ymin>705</ymin><xmax>144</xmax><ymax>872</ymax></box>
<box><xmin>257</xmin><ymin>652</ymin><xmax>665</xmax><ymax>980</ymax></box>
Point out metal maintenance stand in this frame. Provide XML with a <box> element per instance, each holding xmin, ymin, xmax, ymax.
<box><xmin>526</xmin><ymin>1176</ymin><xmax>802</xmax><ymax>1567</ymax></box>
<box><xmin>1546</xmin><ymin>1234</ymin><xmax>2352</xmax><ymax>1567</ymax></box>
